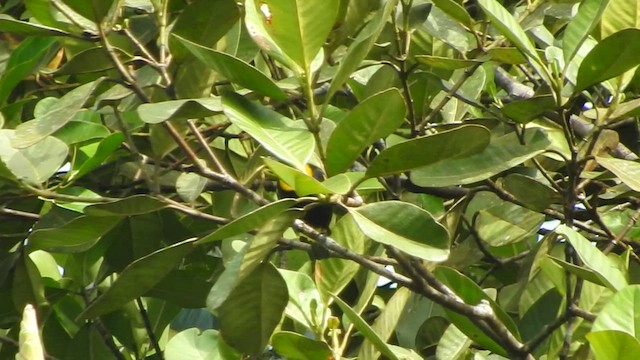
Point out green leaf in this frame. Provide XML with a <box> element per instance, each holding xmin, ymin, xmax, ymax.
<box><xmin>13</xmin><ymin>80</ymin><xmax>102</xmax><ymax>148</ymax></box>
<box><xmin>587</xmin><ymin>331</ymin><xmax>640</xmax><ymax>360</ymax></box>
<box><xmin>79</xmin><ymin>238</ymin><xmax>197</xmax><ymax>319</ymax></box>
<box><xmin>359</xmin><ymin>287</ymin><xmax>411</xmax><ymax>360</ymax></box>
<box><xmin>146</xmin><ymin>270</ymin><xmax>211</xmax><ymax>308</ymax></box>
<box><xmin>500</xmin><ymin>173</ymin><xmax>562</xmax><ymax>212</ymax></box>
<box><xmin>174</xmin><ymin>35</ymin><xmax>287</xmax><ymax>100</ymax></box>
<box><xmin>600</xmin><ymin>0</ymin><xmax>640</xmax><ymax>38</ymax></box>
<box><xmin>475</xmin><ymin>202</ymin><xmax>544</xmax><ymax>246</ymax></box>
<box><xmin>0</xmin><ymin>37</ymin><xmax>58</xmax><ymax>106</ymax></box>
<box><xmin>218</xmin><ymin>262</ymin><xmax>288</xmax><ymax>355</ymax></box>
<box><xmin>562</xmin><ymin>0</ymin><xmax>609</xmax><ymax>63</ymax></box>
<box><xmin>69</xmin><ymin>132</ymin><xmax>125</xmax><ymax>182</ymax></box>
<box><xmin>415</xmin><ymin>55</ymin><xmax>482</xmax><ymax>70</ymax></box>
<box><xmin>351</xmin><ymin>201</ymin><xmax>450</xmax><ymax>262</ymax></box>
<box><xmin>596</xmin><ymin>156</ymin><xmax>640</xmax><ymax>192</ymax></box>
<box><xmin>222</xmin><ymin>92</ymin><xmax>314</xmax><ymax>172</ymax></box>
<box><xmin>555</xmin><ymin>224</ymin><xmax>627</xmax><ymax>291</ymax></box>
<box><xmin>0</xmin><ymin>129</ymin><xmax>68</xmax><ymax>185</ymax></box>
<box><xmin>0</xmin><ymin>14</ymin><xmax>71</xmax><ymax>37</ymax></box>
<box><xmin>477</xmin><ymin>0</ymin><xmax>542</xmax><ymax>64</ymax></box>
<box><xmin>63</xmin><ymin>0</ymin><xmax>116</xmax><ymax>21</ymax></box>
<box><xmin>591</xmin><ymin>285</ymin><xmax>640</xmax><ymax>342</ymax></box>
<box><xmin>28</xmin><ymin>216</ymin><xmax>122</xmax><ymax>253</ymax></box>
<box><xmin>316</xmin><ymin>215</ymin><xmax>365</xmax><ymax>303</ymax></box>
<box><xmin>575</xmin><ymin>29</ymin><xmax>640</xmax><ymax>92</ymax></box>
<box><xmin>435</xmin><ymin>324</ymin><xmax>472</xmax><ymax>360</ymax></box>
<box><xmin>434</xmin><ymin>267</ymin><xmax>520</xmax><ymax>356</ymax></box>
<box><xmin>326</xmin><ymin>88</ymin><xmax>406</xmax><ymax>176</ymax></box>
<box><xmin>411</xmin><ymin>129</ymin><xmax>549</xmax><ymax>187</ymax></box>
<box><xmin>169</xmin><ymin>0</ymin><xmax>240</xmax><ymax>60</ymax></box>
<box><xmin>431</xmin><ymin>0</ymin><xmax>473</xmax><ymax>27</ymax></box>
<box><xmin>325</xmin><ymin>0</ymin><xmax>400</xmax><ymax>103</ymax></box>
<box><xmin>165</xmin><ymin>328</ymin><xmax>238</xmax><ymax>360</ymax></box>
<box><xmin>271</xmin><ymin>332</ymin><xmax>332</xmax><ymax>360</ymax></box>
<box><xmin>278</xmin><ymin>269</ymin><xmax>326</xmax><ymax>332</ymax></box>
<box><xmin>255</xmin><ymin>0</ymin><xmax>339</xmax><ymax>72</ymax></box>
<box><xmin>176</xmin><ymin>172</ymin><xmax>208</xmax><ymax>203</ymax></box>
<box><xmin>501</xmin><ymin>95</ymin><xmax>556</xmax><ymax>124</ymax></box>
<box><xmin>366</xmin><ymin>125</ymin><xmax>491</xmax><ymax>178</ymax></box>
<box><xmin>137</xmin><ymin>97</ymin><xmax>222</xmax><ymax>124</ymax></box>
<box><xmin>332</xmin><ymin>295</ymin><xmax>400</xmax><ymax>360</ymax></box>
<box><xmin>55</xmin><ymin>46</ymin><xmax>133</xmax><ymax>75</ymax></box>
<box><xmin>196</xmin><ymin>199</ymin><xmax>296</xmax><ymax>245</ymax></box>
<box><xmin>84</xmin><ymin>195</ymin><xmax>167</xmax><ymax>216</ymax></box>
<box><xmin>264</xmin><ymin>158</ymin><xmax>328</xmax><ymax>196</ymax></box>
<box><xmin>206</xmin><ymin>211</ymin><xmax>298</xmax><ymax>309</ymax></box>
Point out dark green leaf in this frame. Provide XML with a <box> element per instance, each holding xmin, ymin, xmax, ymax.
<box><xmin>218</xmin><ymin>262</ymin><xmax>288</xmax><ymax>355</ymax></box>
<box><xmin>326</xmin><ymin>88</ymin><xmax>406</xmax><ymax>176</ymax></box>
<box><xmin>367</xmin><ymin>125</ymin><xmax>491</xmax><ymax>178</ymax></box>
<box><xmin>576</xmin><ymin>29</ymin><xmax>640</xmax><ymax>92</ymax></box>
<box><xmin>351</xmin><ymin>201</ymin><xmax>450</xmax><ymax>261</ymax></box>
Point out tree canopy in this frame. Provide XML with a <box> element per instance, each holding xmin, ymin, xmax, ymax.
<box><xmin>2</xmin><ymin>0</ymin><xmax>640</xmax><ymax>359</ymax></box>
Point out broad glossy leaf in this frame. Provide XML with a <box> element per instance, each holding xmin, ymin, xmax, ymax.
<box><xmin>477</xmin><ymin>0</ymin><xmax>542</xmax><ymax>63</ymax></box>
<box><xmin>207</xmin><ymin>211</ymin><xmax>298</xmax><ymax>309</ymax></box>
<box><xmin>170</xmin><ymin>0</ymin><xmax>239</xmax><ymax>60</ymax></box>
<box><xmin>13</xmin><ymin>80</ymin><xmax>102</xmax><ymax>148</ymax></box>
<box><xmin>137</xmin><ymin>97</ymin><xmax>222</xmax><ymax>124</ymax></box>
<box><xmin>588</xmin><ymin>331</ymin><xmax>640</xmax><ymax>360</ymax></box>
<box><xmin>351</xmin><ymin>201</ymin><xmax>450</xmax><ymax>262</ymax></box>
<box><xmin>222</xmin><ymin>92</ymin><xmax>314</xmax><ymax>172</ymax></box>
<box><xmin>434</xmin><ymin>267</ymin><xmax>520</xmax><ymax>356</ymax></box>
<box><xmin>218</xmin><ymin>262</ymin><xmax>288</xmax><ymax>355</ymax></box>
<box><xmin>596</xmin><ymin>156</ymin><xmax>640</xmax><ymax>192</ymax></box>
<box><xmin>69</xmin><ymin>132</ymin><xmax>124</xmax><ymax>182</ymax></box>
<box><xmin>165</xmin><ymin>329</ymin><xmax>237</xmax><ymax>360</ymax></box>
<box><xmin>332</xmin><ymin>295</ymin><xmax>400</xmax><ymax>360</ymax></box>
<box><xmin>431</xmin><ymin>0</ymin><xmax>473</xmax><ymax>27</ymax></box>
<box><xmin>174</xmin><ymin>35</ymin><xmax>286</xmax><ymax>100</ymax></box>
<box><xmin>476</xmin><ymin>202</ymin><xmax>544</xmax><ymax>246</ymax></box>
<box><xmin>29</xmin><ymin>216</ymin><xmax>121</xmax><ymax>253</ymax></box>
<box><xmin>555</xmin><ymin>225</ymin><xmax>627</xmax><ymax>291</ymax></box>
<box><xmin>0</xmin><ymin>37</ymin><xmax>57</xmax><ymax>106</ymax></box>
<box><xmin>0</xmin><ymin>14</ymin><xmax>70</xmax><ymax>36</ymax></box>
<box><xmin>500</xmin><ymin>173</ymin><xmax>561</xmax><ymax>212</ymax></box>
<box><xmin>359</xmin><ymin>287</ymin><xmax>411</xmax><ymax>359</ymax></box>
<box><xmin>272</xmin><ymin>332</ymin><xmax>332</xmax><ymax>360</ymax></box>
<box><xmin>0</xmin><ymin>129</ymin><xmax>68</xmax><ymax>185</ymax></box>
<box><xmin>255</xmin><ymin>0</ymin><xmax>339</xmax><ymax>72</ymax></box>
<box><xmin>79</xmin><ymin>238</ymin><xmax>197</xmax><ymax>319</ymax></box>
<box><xmin>196</xmin><ymin>199</ymin><xmax>295</xmax><ymax>245</ymax></box>
<box><xmin>440</xmin><ymin>67</ymin><xmax>486</xmax><ymax>123</ymax></box>
<box><xmin>609</xmin><ymin>97</ymin><xmax>640</xmax><ymax>121</ymax></box>
<box><xmin>63</xmin><ymin>0</ymin><xmax>116</xmax><ymax>21</ymax></box>
<box><xmin>436</xmin><ymin>324</ymin><xmax>472</xmax><ymax>360</ymax></box>
<box><xmin>411</xmin><ymin>129</ymin><xmax>549</xmax><ymax>187</ymax></box>
<box><xmin>279</xmin><ymin>269</ymin><xmax>326</xmax><ymax>332</ymax></box>
<box><xmin>416</xmin><ymin>55</ymin><xmax>482</xmax><ymax>70</ymax></box>
<box><xmin>55</xmin><ymin>47</ymin><xmax>132</xmax><ymax>75</ymax></box>
<box><xmin>502</xmin><ymin>95</ymin><xmax>556</xmax><ymax>124</ymax></box>
<box><xmin>84</xmin><ymin>195</ymin><xmax>167</xmax><ymax>216</ymax></box>
<box><xmin>575</xmin><ymin>29</ymin><xmax>640</xmax><ymax>92</ymax></box>
<box><xmin>592</xmin><ymin>284</ymin><xmax>640</xmax><ymax>335</ymax></box>
<box><xmin>366</xmin><ymin>125</ymin><xmax>490</xmax><ymax>178</ymax></box>
<box><xmin>325</xmin><ymin>0</ymin><xmax>399</xmax><ymax>103</ymax></box>
<box><xmin>264</xmin><ymin>158</ymin><xmax>328</xmax><ymax>196</ymax></box>
<box><xmin>326</xmin><ymin>89</ymin><xmax>406</xmax><ymax>176</ymax></box>
<box><xmin>600</xmin><ymin>0</ymin><xmax>640</xmax><ymax>38</ymax></box>
<box><xmin>176</xmin><ymin>172</ymin><xmax>208</xmax><ymax>203</ymax></box>
<box><xmin>316</xmin><ymin>215</ymin><xmax>364</xmax><ymax>303</ymax></box>
<box><xmin>147</xmin><ymin>270</ymin><xmax>210</xmax><ymax>308</ymax></box>
<box><xmin>562</xmin><ymin>0</ymin><xmax>609</xmax><ymax>63</ymax></box>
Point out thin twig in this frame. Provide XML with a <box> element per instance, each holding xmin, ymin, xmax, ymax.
<box><xmin>135</xmin><ymin>298</ymin><xmax>164</xmax><ymax>359</ymax></box>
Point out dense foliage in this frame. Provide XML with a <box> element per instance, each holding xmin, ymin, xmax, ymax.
<box><xmin>2</xmin><ymin>0</ymin><xmax>640</xmax><ymax>359</ymax></box>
